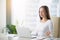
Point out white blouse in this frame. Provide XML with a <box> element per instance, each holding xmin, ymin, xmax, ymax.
<box><xmin>31</xmin><ymin>20</ymin><xmax>53</xmax><ymax>40</ymax></box>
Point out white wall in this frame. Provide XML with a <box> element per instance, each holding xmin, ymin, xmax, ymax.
<box><xmin>0</xmin><ymin>0</ymin><xmax>6</xmax><ymax>27</ymax></box>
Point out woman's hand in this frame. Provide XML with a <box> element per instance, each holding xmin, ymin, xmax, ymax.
<box><xmin>45</xmin><ymin>31</ymin><xmax>50</xmax><ymax>37</ymax></box>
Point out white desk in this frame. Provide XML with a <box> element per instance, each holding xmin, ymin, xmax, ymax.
<box><xmin>7</xmin><ymin>34</ymin><xmax>18</xmax><ymax>40</ymax></box>
<box><xmin>7</xmin><ymin>34</ymin><xmax>60</xmax><ymax>40</ymax></box>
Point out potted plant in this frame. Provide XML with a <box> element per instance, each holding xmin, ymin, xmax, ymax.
<box><xmin>6</xmin><ymin>25</ymin><xmax>17</xmax><ymax>34</ymax></box>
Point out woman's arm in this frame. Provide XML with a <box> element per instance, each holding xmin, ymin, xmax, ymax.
<box><xmin>45</xmin><ymin>20</ymin><xmax>53</xmax><ymax>37</ymax></box>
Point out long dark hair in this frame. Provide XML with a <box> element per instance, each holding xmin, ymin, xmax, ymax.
<box><xmin>39</xmin><ymin>6</ymin><xmax>51</xmax><ymax>20</ymax></box>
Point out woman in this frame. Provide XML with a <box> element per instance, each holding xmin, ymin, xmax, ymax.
<box><xmin>31</xmin><ymin>6</ymin><xmax>53</xmax><ymax>40</ymax></box>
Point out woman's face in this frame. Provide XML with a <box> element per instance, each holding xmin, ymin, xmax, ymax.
<box><xmin>39</xmin><ymin>8</ymin><xmax>46</xmax><ymax>18</ymax></box>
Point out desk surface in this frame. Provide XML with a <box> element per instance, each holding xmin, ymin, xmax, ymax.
<box><xmin>7</xmin><ymin>34</ymin><xmax>60</xmax><ymax>40</ymax></box>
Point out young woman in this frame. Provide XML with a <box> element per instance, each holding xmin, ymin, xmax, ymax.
<box><xmin>31</xmin><ymin>6</ymin><xmax>53</xmax><ymax>40</ymax></box>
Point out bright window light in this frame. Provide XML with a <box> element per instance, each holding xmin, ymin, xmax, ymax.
<box><xmin>11</xmin><ymin>0</ymin><xmax>26</xmax><ymax>25</ymax></box>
